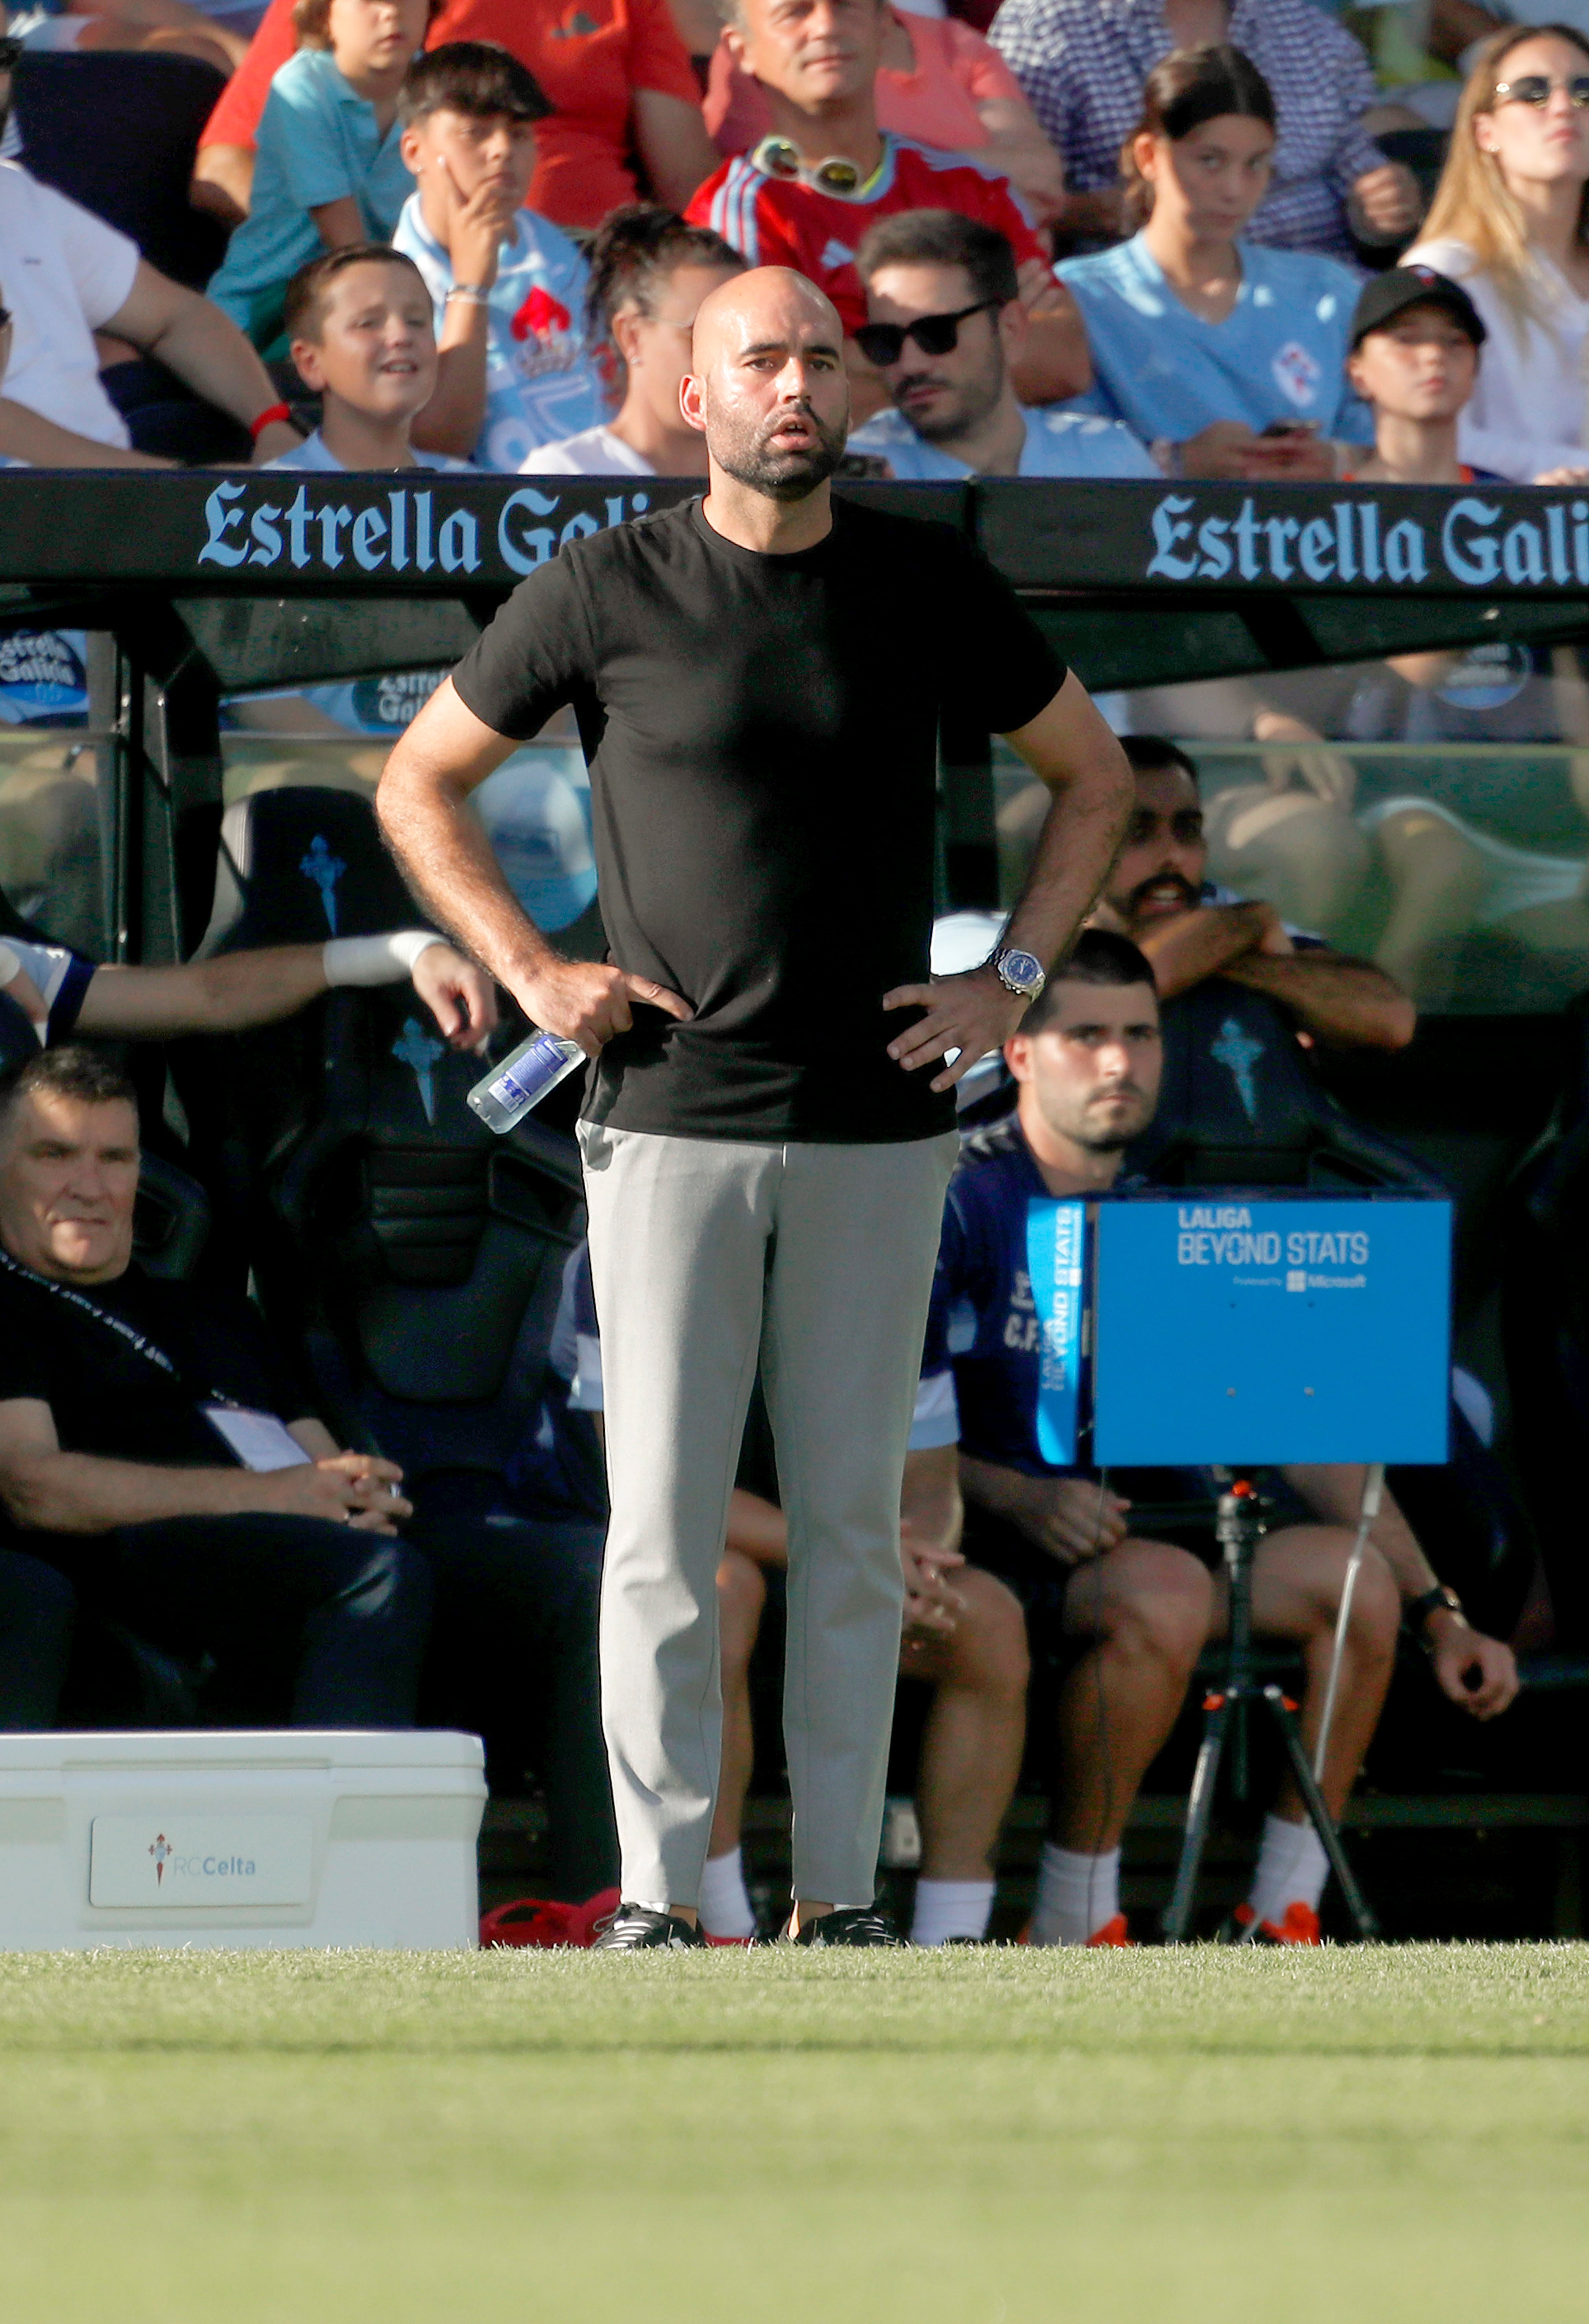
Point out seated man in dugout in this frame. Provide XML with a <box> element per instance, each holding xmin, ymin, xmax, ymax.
<box><xmin>902</xmin><ymin>928</ymin><xmax>1517</xmax><ymax>1945</ymax></box>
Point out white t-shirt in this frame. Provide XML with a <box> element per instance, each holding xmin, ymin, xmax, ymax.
<box><xmin>519</xmin><ymin>425</ymin><xmax>657</xmax><ymax>478</ymax></box>
<box><xmin>1403</xmin><ymin>234</ymin><xmax>1589</xmax><ymax>482</ymax></box>
<box><xmin>261</xmin><ymin>428</ymin><xmax>469</xmax><ymax>475</ymax></box>
<box><xmin>0</xmin><ymin>161</ymin><xmax>139</xmax><ymax>448</ymax></box>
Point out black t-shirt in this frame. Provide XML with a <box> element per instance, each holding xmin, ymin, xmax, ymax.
<box><xmin>452</xmin><ymin>497</ymin><xmax>1065</xmax><ymax>1144</ymax></box>
<box><xmin>0</xmin><ymin>1257</ymin><xmax>311</xmax><ymax>1477</ymax></box>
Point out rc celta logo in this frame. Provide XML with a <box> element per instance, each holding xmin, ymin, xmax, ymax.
<box><xmin>148</xmin><ymin>1833</ymin><xmax>172</xmax><ymax>1886</ymax></box>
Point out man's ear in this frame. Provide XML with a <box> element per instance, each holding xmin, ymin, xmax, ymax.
<box><xmin>998</xmin><ymin>296</ymin><xmax>1028</xmax><ymax>365</ymax></box>
<box><xmin>1005</xmin><ymin>1030</ymin><xmax>1034</xmax><ymax>1084</ymax></box>
<box><xmin>722</xmin><ymin>20</ymin><xmax>747</xmax><ymax>70</ymax></box>
<box><xmin>680</xmin><ymin>368</ymin><xmax>708</xmax><ymax>434</ymax></box>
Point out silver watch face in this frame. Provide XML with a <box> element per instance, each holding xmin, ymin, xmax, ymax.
<box><xmin>997</xmin><ymin>949</ymin><xmax>1045</xmax><ymax>995</ymax></box>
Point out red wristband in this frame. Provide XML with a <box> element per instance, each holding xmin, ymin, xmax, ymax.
<box><xmin>249</xmin><ymin>401</ymin><xmax>290</xmax><ymax>441</ymax></box>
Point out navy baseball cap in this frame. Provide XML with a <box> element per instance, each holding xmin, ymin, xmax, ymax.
<box><xmin>1349</xmin><ymin>265</ymin><xmax>1486</xmax><ymax>351</ymax></box>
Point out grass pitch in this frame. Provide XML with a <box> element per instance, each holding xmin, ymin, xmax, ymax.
<box><xmin>1</xmin><ymin>1946</ymin><xmax>1587</xmax><ymax>2324</ymax></box>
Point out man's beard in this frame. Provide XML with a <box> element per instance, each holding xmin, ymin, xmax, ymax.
<box><xmin>896</xmin><ymin>351</ymin><xmax>1004</xmax><ymax>446</ymax></box>
<box><xmin>709</xmin><ymin>401</ymin><xmax>847</xmax><ymax>501</ymax></box>
<box><xmin>1120</xmin><ymin>869</ymin><xmax>1200</xmax><ymax>922</ymax></box>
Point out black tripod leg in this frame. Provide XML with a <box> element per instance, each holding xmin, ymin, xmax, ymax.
<box><xmin>1162</xmin><ymin>1698</ymin><xmax>1229</xmax><ymax>1943</ymax></box>
<box><xmin>1260</xmin><ymin>1686</ymin><xmax>1379</xmax><ymax>1940</ymax></box>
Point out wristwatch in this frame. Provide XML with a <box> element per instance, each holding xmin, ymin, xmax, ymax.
<box><xmin>988</xmin><ymin>945</ymin><xmax>1046</xmax><ymax>1002</ymax></box>
<box><xmin>1405</xmin><ymin>1583</ymin><xmax>1464</xmax><ymax>1643</ymax></box>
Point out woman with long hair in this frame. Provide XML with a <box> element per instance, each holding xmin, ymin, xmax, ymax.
<box><xmin>521</xmin><ymin>204</ymin><xmax>744</xmax><ymax>476</ymax></box>
<box><xmin>1057</xmin><ymin>46</ymin><xmax>1371</xmax><ymax>479</ymax></box>
<box><xmin>1405</xmin><ymin>23</ymin><xmax>1589</xmax><ymax>481</ymax></box>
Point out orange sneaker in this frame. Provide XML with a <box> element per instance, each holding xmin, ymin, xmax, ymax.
<box><xmin>1084</xmin><ymin>1912</ymin><xmax>1134</xmax><ymax>1947</ymax></box>
<box><xmin>1233</xmin><ymin>1900</ymin><xmax>1321</xmax><ymax>1946</ymax></box>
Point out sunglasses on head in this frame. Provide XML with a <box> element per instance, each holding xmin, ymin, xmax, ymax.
<box><xmin>1492</xmin><ymin>71</ymin><xmax>1589</xmax><ymax>106</ymax></box>
<box><xmin>854</xmin><ymin>298</ymin><xmax>1000</xmax><ymax>369</ymax></box>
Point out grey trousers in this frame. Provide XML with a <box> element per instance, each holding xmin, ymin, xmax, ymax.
<box><xmin>579</xmin><ymin>1122</ymin><xmax>959</xmax><ymax>1909</ymax></box>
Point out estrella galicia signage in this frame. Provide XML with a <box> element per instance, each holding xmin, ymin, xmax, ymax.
<box><xmin>0</xmin><ymin>474</ymin><xmax>1585</xmax><ymax>593</ymax></box>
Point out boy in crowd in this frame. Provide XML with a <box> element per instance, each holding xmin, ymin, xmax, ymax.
<box><xmin>902</xmin><ymin>929</ymin><xmax>1517</xmax><ymax>1945</ymax></box>
<box><xmin>392</xmin><ymin>42</ymin><xmax>609</xmax><ymax>469</ymax></box>
<box><xmin>1341</xmin><ymin>265</ymin><xmax>1500</xmax><ymax>487</ymax></box>
<box><xmin>268</xmin><ymin>238</ymin><xmax>465</xmax><ymax>473</ymax></box>
<box><xmin>209</xmin><ymin>0</ymin><xmax>434</xmax><ymax>350</ymax></box>
<box><xmin>848</xmin><ymin>209</ymin><xmax>1155</xmax><ymax>479</ymax></box>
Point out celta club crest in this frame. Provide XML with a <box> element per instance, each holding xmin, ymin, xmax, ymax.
<box><xmin>1211</xmin><ymin>1017</ymin><xmax>1264</xmax><ymax>1123</ymax></box>
<box><xmin>148</xmin><ymin>1833</ymin><xmax>173</xmax><ymax>1886</ymax></box>
<box><xmin>391</xmin><ymin>1017</ymin><xmax>446</xmax><ymax>1124</ymax></box>
<box><xmin>299</xmin><ymin>833</ymin><xmax>347</xmax><ymax>933</ymax></box>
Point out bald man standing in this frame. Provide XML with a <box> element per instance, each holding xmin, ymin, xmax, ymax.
<box><xmin>378</xmin><ymin>267</ymin><xmax>1131</xmax><ymax>1948</ymax></box>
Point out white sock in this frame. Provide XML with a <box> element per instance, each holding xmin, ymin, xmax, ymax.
<box><xmin>1030</xmin><ymin>1842</ymin><xmax>1120</xmax><ymax>1946</ymax></box>
<box><xmin>910</xmin><ymin>1877</ymin><xmax>995</xmax><ymax>1947</ymax></box>
<box><xmin>697</xmin><ymin>1846</ymin><xmax>756</xmax><ymax>1939</ymax></box>
<box><xmin>1246</xmin><ymin>1814</ymin><xmax>1330</xmax><ymax>1927</ymax></box>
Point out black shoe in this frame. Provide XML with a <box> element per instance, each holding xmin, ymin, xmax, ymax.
<box><xmin>591</xmin><ymin>1903</ymin><xmax>707</xmax><ymax>1951</ymax></box>
<box><xmin>788</xmin><ymin>1906</ymin><xmax>902</xmax><ymax>1947</ymax></box>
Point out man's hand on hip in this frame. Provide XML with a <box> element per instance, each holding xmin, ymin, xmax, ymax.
<box><xmin>884</xmin><ymin>965</ymin><xmax>1027</xmax><ymax>1091</ymax></box>
<box><xmin>508</xmin><ymin>959</ymin><xmax>693</xmax><ymax>1057</ymax></box>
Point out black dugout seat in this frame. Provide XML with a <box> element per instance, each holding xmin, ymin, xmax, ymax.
<box><xmin>1502</xmin><ymin>997</ymin><xmax>1589</xmax><ymax>1643</ymax></box>
<box><xmin>13</xmin><ymin>51</ymin><xmax>229</xmax><ymax>290</ymax></box>
<box><xmin>177</xmin><ymin>787</ymin><xmax>582</xmax><ymax>1509</ymax></box>
<box><xmin>1128</xmin><ymin>979</ymin><xmax>1445</xmax><ymax>1194</ymax></box>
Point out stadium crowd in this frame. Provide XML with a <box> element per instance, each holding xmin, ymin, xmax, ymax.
<box><xmin>0</xmin><ymin>0</ymin><xmax>1576</xmax><ymax>1941</ymax></box>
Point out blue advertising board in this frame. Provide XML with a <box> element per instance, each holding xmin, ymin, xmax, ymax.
<box><xmin>1091</xmin><ymin>1195</ymin><xmax>1452</xmax><ymax>1467</ymax></box>
<box><xmin>1025</xmin><ymin>1198</ymin><xmax>1087</xmax><ymax>1467</ymax></box>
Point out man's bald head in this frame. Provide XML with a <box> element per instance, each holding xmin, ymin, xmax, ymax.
<box><xmin>682</xmin><ymin>266</ymin><xmax>850</xmax><ymax>502</ymax></box>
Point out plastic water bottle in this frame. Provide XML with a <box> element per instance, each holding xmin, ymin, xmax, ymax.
<box><xmin>467</xmin><ymin>1029</ymin><xmax>585</xmax><ymax>1133</ymax></box>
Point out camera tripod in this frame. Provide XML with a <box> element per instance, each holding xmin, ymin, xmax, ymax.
<box><xmin>1160</xmin><ymin>1476</ymin><xmax>1379</xmax><ymax>1943</ymax></box>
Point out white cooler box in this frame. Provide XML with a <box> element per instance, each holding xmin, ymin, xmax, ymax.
<box><xmin>0</xmin><ymin>1729</ymin><xmax>487</xmax><ymax>1949</ymax></box>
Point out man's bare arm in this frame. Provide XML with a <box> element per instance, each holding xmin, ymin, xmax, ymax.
<box><xmin>884</xmin><ymin>672</ymin><xmax>1134</xmax><ymax>1087</ymax></box>
<box><xmin>0</xmin><ymin>1400</ymin><xmax>406</xmax><ymax>1533</ymax></box>
<box><xmin>378</xmin><ymin>678</ymin><xmax>691</xmax><ymax>1054</ymax></box>
<box><xmin>74</xmin><ymin>943</ymin><xmax>496</xmax><ymax>1048</ymax></box>
<box><xmin>1222</xmin><ymin>950</ymin><xmax>1415</xmax><ymax>1051</ymax></box>
<box><xmin>902</xmin><ymin>1444</ymin><xmax>962</xmax><ymax>1558</ymax></box>
<box><xmin>1129</xmin><ymin>900</ymin><xmax>1285</xmax><ymax>1000</ymax></box>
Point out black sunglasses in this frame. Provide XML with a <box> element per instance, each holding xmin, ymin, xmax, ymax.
<box><xmin>1493</xmin><ymin>72</ymin><xmax>1589</xmax><ymax>107</ymax></box>
<box><xmin>854</xmin><ymin>297</ymin><xmax>1000</xmax><ymax>369</ymax></box>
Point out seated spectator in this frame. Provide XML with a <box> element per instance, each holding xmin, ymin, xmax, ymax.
<box><xmin>1404</xmin><ymin>24</ymin><xmax>1589</xmax><ymax>482</ymax></box>
<box><xmin>704</xmin><ymin>4</ymin><xmax>1066</xmax><ymax>226</ymax></box>
<box><xmin>526</xmin><ymin>1240</ymin><xmax>1030</xmax><ymax>1946</ymax></box>
<box><xmin>521</xmin><ymin>203</ymin><xmax>743</xmax><ymax>477</ymax></box>
<box><xmin>1057</xmin><ymin>48</ymin><xmax>1375</xmax><ymax>481</ymax></box>
<box><xmin>905</xmin><ymin>929</ymin><xmax>1517</xmax><ymax>1945</ymax></box>
<box><xmin>0</xmin><ymin>50</ymin><xmax>301</xmax><ymax>459</ymax></box>
<box><xmin>0</xmin><ymin>888</ymin><xmax>494</xmax><ymax>1074</ymax></box>
<box><xmin>1340</xmin><ymin>262</ymin><xmax>1502</xmax><ymax>484</ymax></box>
<box><xmin>0</xmin><ymin>1044</ymin><xmax>432</xmax><ymax>1729</ymax></box>
<box><xmin>391</xmin><ymin>44</ymin><xmax>609</xmax><ymax>468</ymax></box>
<box><xmin>207</xmin><ymin>0</ymin><xmax>433</xmax><ymax>351</ymax></box>
<box><xmin>192</xmin><ymin>0</ymin><xmax>716</xmax><ymax>234</ymax></box>
<box><xmin>988</xmin><ymin>0</ymin><xmax>1421</xmax><ymax>259</ymax></box>
<box><xmin>1087</xmin><ymin>733</ymin><xmax>1416</xmax><ymax>1054</ymax></box>
<box><xmin>268</xmin><ymin>239</ymin><xmax>466</xmax><ymax>470</ymax></box>
<box><xmin>847</xmin><ymin>206</ymin><xmax>1155</xmax><ymax>473</ymax></box>
<box><xmin>685</xmin><ymin>0</ymin><xmax>1089</xmax><ymax>417</ymax></box>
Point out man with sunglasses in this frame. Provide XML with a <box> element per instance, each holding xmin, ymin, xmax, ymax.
<box><xmin>847</xmin><ymin>208</ymin><xmax>1155</xmax><ymax>477</ymax></box>
<box><xmin>683</xmin><ymin>0</ymin><xmax>1088</xmax><ymax>419</ymax></box>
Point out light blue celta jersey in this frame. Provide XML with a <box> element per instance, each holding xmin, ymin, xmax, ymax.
<box><xmin>847</xmin><ymin>400</ymin><xmax>1158</xmax><ymax>478</ymax></box>
<box><xmin>1057</xmin><ymin>231</ymin><xmax>1373</xmax><ymax>445</ymax></box>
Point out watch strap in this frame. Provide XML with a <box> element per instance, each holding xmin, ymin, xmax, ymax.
<box><xmin>1405</xmin><ymin>1583</ymin><xmax>1463</xmax><ymax>1638</ymax></box>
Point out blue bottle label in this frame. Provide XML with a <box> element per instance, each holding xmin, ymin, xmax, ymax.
<box><xmin>488</xmin><ymin>1033</ymin><xmax>574</xmax><ymax>1111</ymax></box>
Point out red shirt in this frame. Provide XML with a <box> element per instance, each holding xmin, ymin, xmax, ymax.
<box><xmin>201</xmin><ymin>0</ymin><xmax>702</xmax><ymax>230</ymax></box>
<box><xmin>686</xmin><ymin>135</ymin><xmax>1043</xmax><ymax>334</ymax></box>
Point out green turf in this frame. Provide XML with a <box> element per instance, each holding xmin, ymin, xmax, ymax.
<box><xmin>2</xmin><ymin>1946</ymin><xmax>1587</xmax><ymax>2323</ymax></box>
